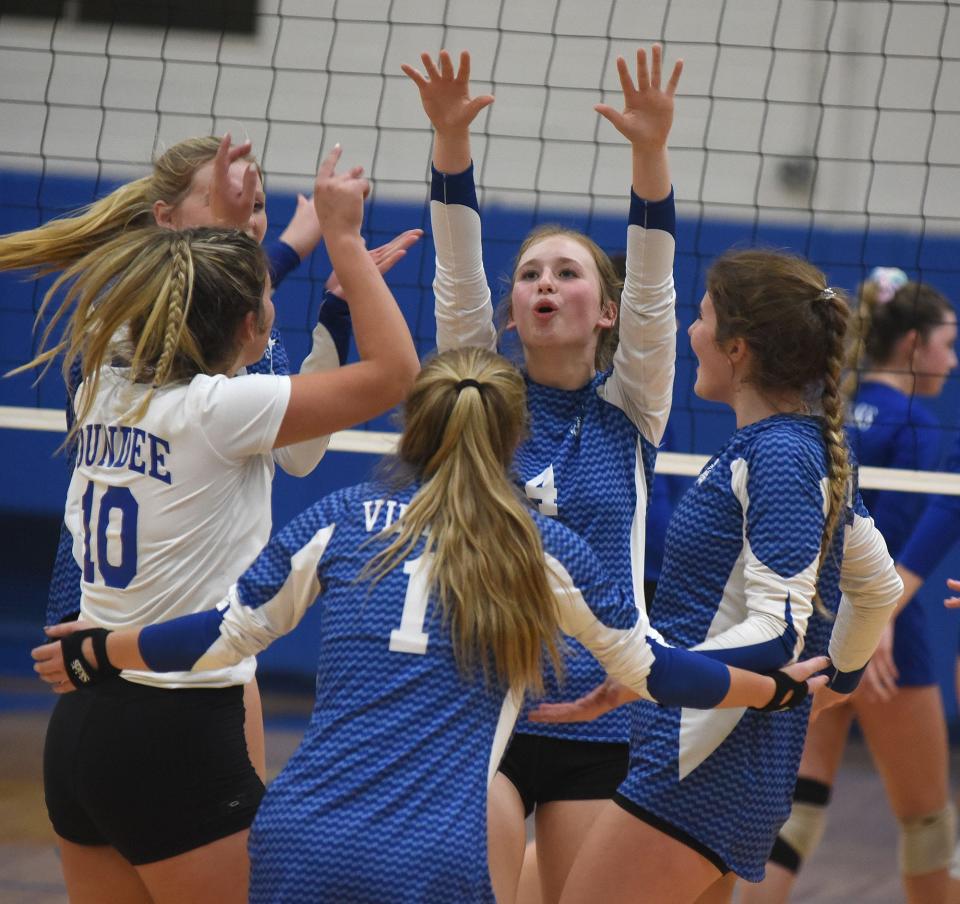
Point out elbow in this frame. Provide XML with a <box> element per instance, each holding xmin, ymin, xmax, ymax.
<box><xmin>389</xmin><ymin>357</ymin><xmax>421</xmax><ymax>406</ymax></box>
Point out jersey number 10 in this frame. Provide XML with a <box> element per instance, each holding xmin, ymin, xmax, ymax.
<box><xmin>80</xmin><ymin>481</ymin><xmax>139</xmax><ymax>589</ymax></box>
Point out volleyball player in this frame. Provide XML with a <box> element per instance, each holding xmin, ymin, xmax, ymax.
<box><xmin>744</xmin><ymin>269</ymin><xmax>957</xmax><ymax>903</ymax></box>
<box><xmin>2</xmin><ymin>132</ymin><xmax>419</xmax><ymax>779</ymax></box>
<box><xmin>404</xmin><ymin>45</ymin><xmax>682</xmax><ymax>901</ymax></box>
<box><xmin>18</xmin><ymin>146</ymin><xmax>420</xmax><ymax>904</ymax></box>
<box><xmin>34</xmin><ymin>346</ymin><xmax>828</xmax><ymax>904</ymax></box>
<box><xmin>533</xmin><ymin>250</ymin><xmax>901</xmax><ymax>903</ymax></box>
<box><xmin>0</xmin><ymin>133</ymin><xmax>421</xmax><ymax>624</ymax></box>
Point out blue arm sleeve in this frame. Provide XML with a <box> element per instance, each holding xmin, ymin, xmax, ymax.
<box><xmin>318</xmin><ymin>291</ymin><xmax>352</xmax><ymax>366</ymax></box>
<box><xmin>139</xmin><ymin>608</ymin><xmax>228</xmax><ymax>672</ymax></box>
<box><xmin>266</xmin><ymin>239</ymin><xmax>302</xmax><ymax>290</ymax></box>
<box><xmin>646</xmin><ymin>640</ymin><xmax>731</xmax><ymax>708</ymax></box>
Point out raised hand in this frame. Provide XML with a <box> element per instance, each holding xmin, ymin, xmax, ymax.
<box><xmin>401</xmin><ymin>50</ymin><xmax>493</xmax><ymax>136</ymax></box>
<box><xmin>596</xmin><ymin>45</ymin><xmax>683</xmax><ymax>151</ymax></box>
<box><xmin>326</xmin><ymin>228</ymin><xmax>424</xmax><ymax>298</ymax></box>
<box><xmin>312</xmin><ymin>145</ymin><xmax>369</xmax><ymax>240</ymax></box>
<box><xmin>279</xmin><ymin>192</ymin><xmax>324</xmax><ymax>260</ymax></box>
<box><xmin>402</xmin><ymin>50</ymin><xmax>493</xmax><ymax>173</ymax></box>
<box><xmin>209</xmin><ymin>132</ymin><xmax>260</xmax><ymax>229</ymax></box>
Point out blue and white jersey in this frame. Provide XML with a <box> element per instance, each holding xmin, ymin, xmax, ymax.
<box><xmin>67</xmin><ymin>366</ymin><xmax>290</xmax><ymax>688</ymax></box>
<box><xmin>431</xmin><ymin>163</ymin><xmax>677</xmax><ymax>743</ymax></box>
<box><xmin>45</xmin><ymin>241</ymin><xmax>350</xmax><ymax>625</ymax></box>
<box><xmin>135</xmin><ymin>479</ymin><xmax>743</xmax><ymax>903</ymax></box>
<box><xmin>617</xmin><ymin>414</ymin><xmax>899</xmax><ymax>880</ymax></box>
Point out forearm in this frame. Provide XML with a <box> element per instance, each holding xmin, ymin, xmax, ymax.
<box><xmin>892</xmin><ymin>564</ymin><xmax>922</xmax><ymax>617</ymax></box>
<box><xmin>603</xmin><ymin>191</ymin><xmax>677</xmax><ymax>441</ymax></box>
<box><xmin>719</xmin><ymin>667</ymin><xmax>778</xmax><ymax>709</ymax></box>
<box><xmin>325</xmin><ymin>233</ymin><xmax>418</xmax><ymax>378</ymax></box>
<box><xmin>430</xmin><ymin>165</ymin><xmax>497</xmax><ymax>352</ymax></box>
<box><xmin>632</xmin><ymin>145</ymin><xmax>671</xmax><ymax>204</ymax></box>
<box><xmin>104</xmin><ymin>629</ymin><xmax>149</xmax><ymax>670</ymax></box>
<box><xmin>433</xmin><ymin>127</ymin><xmax>471</xmax><ymax>175</ymax></box>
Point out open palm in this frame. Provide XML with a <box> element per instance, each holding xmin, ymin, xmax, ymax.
<box><xmin>596</xmin><ymin>45</ymin><xmax>683</xmax><ymax>150</ymax></box>
<box><xmin>401</xmin><ymin>50</ymin><xmax>494</xmax><ymax>135</ymax></box>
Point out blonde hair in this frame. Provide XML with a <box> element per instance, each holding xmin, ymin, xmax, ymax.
<box><xmin>0</xmin><ymin>136</ymin><xmax>258</xmax><ymax>276</ymax></box>
<box><xmin>707</xmin><ymin>249</ymin><xmax>851</xmax><ymax>618</ymax></box>
<box><xmin>13</xmin><ymin>227</ymin><xmax>267</xmax><ymax>442</ymax></box>
<box><xmin>499</xmin><ymin>225</ymin><xmax>621</xmax><ymax>372</ymax></box>
<box><xmin>363</xmin><ymin>347</ymin><xmax>565</xmax><ymax>694</ymax></box>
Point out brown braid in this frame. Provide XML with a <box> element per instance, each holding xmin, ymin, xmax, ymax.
<box><xmin>813</xmin><ymin>293</ymin><xmax>851</xmax><ymax>618</ymax></box>
<box><xmin>708</xmin><ymin>249</ymin><xmax>853</xmax><ymax>622</ymax></box>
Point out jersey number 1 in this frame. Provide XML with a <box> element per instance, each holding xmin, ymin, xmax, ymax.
<box><xmin>389</xmin><ymin>554</ymin><xmax>431</xmax><ymax>655</ymax></box>
<box><xmin>80</xmin><ymin>481</ymin><xmax>139</xmax><ymax>589</ymax></box>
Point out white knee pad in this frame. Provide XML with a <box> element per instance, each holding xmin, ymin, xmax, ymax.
<box><xmin>779</xmin><ymin>801</ymin><xmax>829</xmax><ymax>863</ymax></box>
<box><xmin>899</xmin><ymin>805</ymin><xmax>956</xmax><ymax>877</ymax></box>
<box><xmin>949</xmin><ymin>837</ymin><xmax>960</xmax><ymax>880</ymax></box>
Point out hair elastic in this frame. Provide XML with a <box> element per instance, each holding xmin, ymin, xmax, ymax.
<box><xmin>817</xmin><ymin>287</ymin><xmax>837</xmax><ymax>302</ymax></box>
<box><xmin>868</xmin><ymin>266</ymin><xmax>909</xmax><ymax>304</ymax></box>
<box><xmin>455</xmin><ymin>378</ymin><xmax>484</xmax><ymax>394</ymax></box>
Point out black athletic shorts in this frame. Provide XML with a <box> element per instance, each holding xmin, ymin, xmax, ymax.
<box><xmin>498</xmin><ymin>732</ymin><xmax>629</xmax><ymax>817</ymax></box>
<box><xmin>613</xmin><ymin>794</ymin><xmax>730</xmax><ymax>875</ymax></box>
<box><xmin>44</xmin><ymin>677</ymin><xmax>264</xmax><ymax>865</ymax></box>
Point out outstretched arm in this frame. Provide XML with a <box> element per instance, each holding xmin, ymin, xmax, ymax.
<box><xmin>33</xmin><ymin>502</ymin><xmax>341</xmax><ymax>689</ymax></box>
<box><xmin>598</xmin><ymin>46</ymin><xmax>682</xmax><ymax>443</ymax></box>
<box><xmin>404</xmin><ymin>50</ymin><xmax>498</xmax><ymax>352</ymax></box>
<box><xmin>273</xmin><ymin>146</ymin><xmax>420</xmax><ymax>448</ymax></box>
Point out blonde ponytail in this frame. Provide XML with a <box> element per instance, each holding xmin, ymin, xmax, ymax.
<box><xmin>11</xmin><ymin>226</ymin><xmax>267</xmax><ymax>443</ymax></box>
<box><xmin>363</xmin><ymin>347</ymin><xmax>565</xmax><ymax>695</ymax></box>
<box><xmin>0</xmin><ymin>135</ymin><xmax>257</xmax><ymax>277</ymax></box>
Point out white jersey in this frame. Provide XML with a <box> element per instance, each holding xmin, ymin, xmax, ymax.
<box><xmin>65</xmin><ymin>366</ymin><xmax>291</xmax><ymax>688</ymax></box>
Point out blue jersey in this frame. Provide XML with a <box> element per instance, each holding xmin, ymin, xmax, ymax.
<box><xmin>900</xmin><ymin>428</ymin><xmax>960</xmax><ymax>579</ymax></box>
<box><xmin>617</xmin><ymin>415</ymin><xmax>899</xmax><ymax>880</ymax></box>
<box><xmin>44</xmin><ymin>241</ymin><xmax>352</xmax><ymax>626</ymax></box>
<box><xmin>848</xmin><ymin>381</ymin><xmax>940</xmax><ymax>557</ymax></box>
<box><xmin>846</xmin><ymin>381</ymin><xmax>942</xmax><ymax>685</ymax></box>
<box><xmin>431</xmin><ymin>164</ymin><xmax>677</xmax><ymax>743</ymax></box>
<box><xmin>136</xmin><ymin>480</ymin><xmax>737</xmax><ymax>903</ymax></box>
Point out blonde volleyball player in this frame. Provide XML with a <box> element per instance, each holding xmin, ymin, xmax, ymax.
<box><xmin>17</xmin><ymin>146</ymin><xmax>419</xmax><ymax>904</ymax></box>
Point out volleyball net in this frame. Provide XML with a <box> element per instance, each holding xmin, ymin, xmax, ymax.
<box><xmin>1</xmin><ymin>0</ymin><xmax>959</xmax><ymax>491</ymax></box>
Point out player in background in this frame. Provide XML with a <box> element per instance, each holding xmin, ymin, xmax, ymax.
<box><xmin>34</xmin><ymin>346</ymin><xmax>828</xmax><ymax>904</ymax></box>
<box><xmin>404</xmin><ymin>45</ymin><xmax>682</xmax><ymax>902</ymax></box>
<box><xmin>533</xmin><ymin>250</ymin><xmax>901</xmax><ymax>903</ymax></box>
<box><xmin>17</xmin><ymin>146</ymin><xmax>419</xmax><ymax>904</ymax></box>
<box><xmin>743</xmin><ymin>269</ymin><xmax>957</xmax><ymax>904</ymax></box>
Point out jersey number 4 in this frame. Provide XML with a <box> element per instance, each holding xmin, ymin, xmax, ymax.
<box><xmin>80</xmin><ymin>481</ymin><xmax>139</xmax><ymax>589</ymax></box>
<box><xmin>526</xmin><ymin>465</ymin><xmax>558</xmax><ymax>516</ymax></box>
